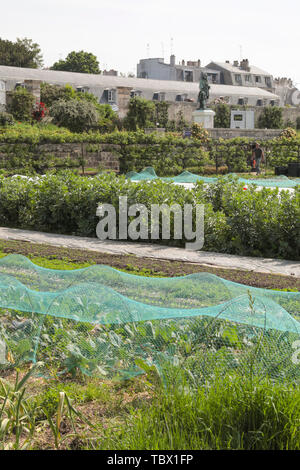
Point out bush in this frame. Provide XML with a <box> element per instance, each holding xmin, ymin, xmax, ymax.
<box><xmin>0</xmin><ymin>172</ymin><xmax>298</xmax><ymax>260</ymax></box>
<box><xmin>50</xmin><ymin>98</ymin><xmax>99</xmax><ymax>132</ymax></box>
<box><xmin>7</xmin><ymin>88</ymin><xmax>35</xmax><ymax>122</ymax></box>
<box><xmin>0</xmin><ymin>112</ymin><xmax>15</xmax><ymax>127</ymax></box>
<box><xmin>257</xmin><ymin>106</ymin><xmax>283</xmax><ymax>129</ymax></box>
<box><xmin>280</xmin><ymin>127</ymin><xmax>297</xmax><ymax>139</ymax></box>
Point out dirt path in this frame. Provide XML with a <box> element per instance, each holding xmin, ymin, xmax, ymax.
<box><xmin>0</xmin><ymin>226</ymin><xmax>299</xmax><ymax>278</ymax></box>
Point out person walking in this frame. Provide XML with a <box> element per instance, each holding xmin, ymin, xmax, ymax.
<box><xmin>252</xmin><ymin>143</ymin><xmax>265</xmax><ymax>175</ymax></box>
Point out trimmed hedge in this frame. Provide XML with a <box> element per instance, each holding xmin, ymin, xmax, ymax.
<box><xmin>0</xmin><ymin>172</ymin><xmax>299</xmax><ymax>260</ymax></box>
<box><xmin>0</xmin><ymin>127</ymin><xmax>300</xmax><ymax>174</ymax></box>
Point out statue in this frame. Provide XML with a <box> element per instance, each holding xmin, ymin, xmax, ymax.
<box><xmin>197</xmin><ymin>72</ymin><xmax>210</xmax><ymax>110</ymax></box>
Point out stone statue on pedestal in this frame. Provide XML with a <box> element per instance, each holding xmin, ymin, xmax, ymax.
<box><xmin>197</xmin><ymin>73</ymin><xmax>210</xmax><ymax>110</ymax></box>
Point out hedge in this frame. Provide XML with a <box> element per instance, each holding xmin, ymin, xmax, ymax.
<box><xmin>0</xmin><ymin>172</ymin><xmax>299</xmax><ymax>260</ymax></box>
<box><xmin>0</xmin><ymin>126</ymin><xmax>300</xmax><ymax>174</ymax></box>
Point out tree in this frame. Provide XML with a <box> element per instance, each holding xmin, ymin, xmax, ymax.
<box><xmin>50</xmin><ymin>51</ymin><xmax>100</xmax><ymax>74</ymax></box>
<box><xmin>0</xmin><ymin>37</ymin><xmax>43</xmax><ymax>68</ymax></box>
<box><xmin>213</xmin><ymin>103</ymin><xmax>231</xmax><ymax>128</ymax></box>
<box><xmin>124</xmin><ymin>97</ymin><xmax>155</xmax><ymax>130</ymax></box>
<box><xmin>257</xmin><ymin>106</ymin><xmax>283</xmax><ymax>129</ymax></box>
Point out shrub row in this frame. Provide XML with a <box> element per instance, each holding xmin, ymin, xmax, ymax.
<box><xmin>1</xmin><ymin>127</ymin><xmax>300</xmax><ymax>173</ymax></box>
<box><xmin>0</xmin><ymin>172</ymin><xmax>299</xmax><ymax>260</ymax></box>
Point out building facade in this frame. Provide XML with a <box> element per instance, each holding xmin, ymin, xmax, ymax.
<box><xmin>137</xmin><ymin>55</ymin><xmax>220</xmax><ymax>84</ymax></box>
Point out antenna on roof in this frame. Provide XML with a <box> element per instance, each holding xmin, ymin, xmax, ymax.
<box><xmin>161</xmin><ymin>42</ymin><xmax>165</xmax><ymax>59</ymax></box>
<box><xmin>170</xmin><ymin>37</ymin><xmax>174</xmax><ymax>56</ymax></box>
<box><xmin>239</xmin><ymin>45</ymin><xmax>243</xmax><ymax>61</ymax></box>
<box><xmin>146</xmin><ymin>43</ymin><xmax>150</xmax><ymax>58</ymax></box>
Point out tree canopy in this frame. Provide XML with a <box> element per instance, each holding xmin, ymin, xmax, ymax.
<box><xmin>0</xmin><ymin>37</ymin><xmax>43</xmax><ymax>68</ymax></box>
<box><xmin>50</xmin><ymin>51</ymin><xmax>101</xmax><ymax>74</ymax></box>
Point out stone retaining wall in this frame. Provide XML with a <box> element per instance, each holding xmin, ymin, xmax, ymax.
<box><xmin>0</xmin><ymin>142</ymin><xmax>120</xmax><ymax>172</ymax></box>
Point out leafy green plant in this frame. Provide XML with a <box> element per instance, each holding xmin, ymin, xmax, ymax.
<box><xmin>7</xmin><ymin>88</ymin><xmax>35</xmax><ymax>122</ymax></box>
<box><xmin>257</xmin><ymin>106</ymin><xmax>283</xmax><ymax>129</ymax></box>
<box><xmin>50</xmin><ymin>98</ymin><xmax>99</xmax><ymax>132</ymax></box>
<box><xmin>0</xmin><ymin>112</ymin><xmax>15</xmax><ymax>127</ymax></box>
<box><xmin>0</xmin><ymin>363</ymin><xmax>42</xmax><ymax>449</ymax></box>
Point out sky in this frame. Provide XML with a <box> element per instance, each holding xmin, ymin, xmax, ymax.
<box><xmin>2</xmin><ymin>0</ymin><xmax>300</xmax><ymax>84</ymax></box>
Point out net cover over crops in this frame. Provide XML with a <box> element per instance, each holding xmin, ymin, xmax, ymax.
<box><xmin>0</xmin><ymin>255</ymin><xmax>299</xmax><ymax>383</ymax></box>
<box><xmin>126</xmin><ymin>167</ymin><xmax>300</xmax><ymax>188</ymax></box>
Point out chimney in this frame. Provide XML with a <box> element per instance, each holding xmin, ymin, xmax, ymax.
<box><xmin>170</xmin><ymin>54</ymin><xmax>175</xmax><ymax>66</ymax></box>
<box><xmin>182</xmin><ymin>60</ymin><xmax>185</xmax><ymax>66</ymax></box>
<box><xmin>197</xmin><ymin>59</ymin><xmax>201</xmax><ymax>67</ymax></box>
<box><xmin>240</xmin><ymin>59</ymin><xmax>250</xmax><ymax>71</ymax></box>
<box><xmin>233</xmin><ymin>60</ymin><xmax>239</xmax><ymax>67</ymax></box>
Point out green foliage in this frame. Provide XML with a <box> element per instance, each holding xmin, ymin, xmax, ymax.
<box><xmin>41</xmin><ymin>83</ymin><xmax>118</xmax><ymax>133</ymax></box>
<box><xmin>124</xmin><ymin>97</ymin><xmax>156</xmax><ymax>130</ymax></box>
<box><xmin>50</xmin><ymin>50</ymin><xmax>100</xmax><ymax>74</ymax></box>
<box><xmin>213</xmin><ymin>103</ymin><xmax>231</xmax><ymax>128</ymax></box>
<box><xmin>99</xmin><ymin>375</ymin><xmax>300</xmax><ymax>450</ymax></box>
<box><xmin>0</xmin><ymin>172</ymin><xmax>298</xmax><ymax>259</ymax></box>
<box><xmin>0</xmin><ymin>37</ymin><xmax>43</xmax><ymax>68</ymax></box>
<box><xmin>40</xmin><ymin>83</ymin><xmax>75</xmax><ymax>108</ymax></box>
<box><xmin>280</xmin><ymin>127</ymin><xmax>297</xmax><ymax>139</ymax></box>
<box><xmin>50</xmin><ymin>98</ymin><xmax>99</xmax><ymax>132</ymax></box>
<box><xmin>154</xmin><ymin>102</ymin><xmax>170</xmax><ymax>128</ymax></box>
<box><xmin>191</xmin><ymin>123</ymin><xmax>211</xmax><ymax>143</ymax></box>
<box><xmin>0</xmin><ymin>112</ymin><xmax>15</xmax><ymax>127</ymax></box>
<box><xmin>257</xmin><ymin>106</ymin><xmax>283</xmax><ymax>129</ymax></box>
<box><xmin>7</xmin><ymin>87</ymin><xmax>35</xmax><ymax>122</ymax></box>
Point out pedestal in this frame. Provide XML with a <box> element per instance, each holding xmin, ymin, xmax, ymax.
<box><xmin>192</xmin><ymin>109</ymin><xmax>215</xmax><ymax>129</ymax></box>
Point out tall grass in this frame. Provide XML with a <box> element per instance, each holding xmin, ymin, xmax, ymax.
<box><xmin>94</xmin><ymin>374</ymin><xmax>300</xmax><ymax>450</ymax></box>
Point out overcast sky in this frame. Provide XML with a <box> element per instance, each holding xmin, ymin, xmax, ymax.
<box><xmin>2</xmin><ymin>0</ymin><xmax>300</xmax><ymax>84</ymax></box>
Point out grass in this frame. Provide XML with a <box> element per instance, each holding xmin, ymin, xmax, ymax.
<box><xmin>1</xmin><ymin>366</ymin><xmax>300</xmax><ymax>450</ymax></box>
<box><xmin>93</xmin><ymin>375</ymin><xmax>300</xmax><ymax>450</ymax></box>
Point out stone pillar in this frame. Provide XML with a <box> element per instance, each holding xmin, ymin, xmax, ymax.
<box><xmin>24</xmin><ymin>80</ymin><xmax>42</xmax><ymax>104</ymax></box>
<box><xmin>116</xmin><ymin>86</ymin><xmax>132</xmax><ymax>119</ymax></box>
<box><xmin>192</xmin><ymin>109</ymin><xmax>215</xmax><ymax>128</ymax></box>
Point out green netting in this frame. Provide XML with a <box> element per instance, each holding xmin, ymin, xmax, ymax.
<box><xmin>126</xmin><ymin>167</ymin><xmax>300</xmax><ymax>188</ymax></box>
<box><xmin>0</xmin><ymin>255</ymin><xmax>299</xmax><ymax>382</ymax></box>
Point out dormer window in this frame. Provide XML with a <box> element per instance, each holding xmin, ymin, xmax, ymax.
<box><xmin>130</xmin><ymin>90</ymin><xmax>142</xmax><ymax>98</ymax></box>
<box><xmin>153</xmin><ymin>92</ymin><xmax>165</xmax><ymax>101</ymax></box>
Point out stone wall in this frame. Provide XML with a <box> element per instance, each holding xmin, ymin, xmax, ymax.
<box><xmin>0</xmin><ymin>142</ymin><xmax>120</xmax><ymax>172</ymax></box>
<box><xmin>207</xmin><ymin>129</ymin><xmax>283</xmax><ymax>140</ymax></box>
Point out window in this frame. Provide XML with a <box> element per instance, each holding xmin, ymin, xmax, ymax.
<box><xmin>255</xmin><ymin>76</ymin><xmax>262</xmax><ymax>84</ymax></box>
<box><xmin>265</xmin><ymin>77</ymin><xmax>271</xmax><ymax>88</ymax></box>
<box><xmin>108</xmin><ymin>90</ymin><xmax>116</xmax><ymax>102</ymax></box>
<box><xmin>130</xmin><ymin>90</ymin><xmax>142</xmax><ymax>98</ymax></box>
<box><xmin>184</xmin><ymin>71</ymin><xmax>193</xmax><ymax>82</ymax></box>
<box><xmin>176</xmin><ymin>94</ymin><xmax>188</xmax><ymax>102</ymax></box>
<box><xmin>153</xmin><ymin>92</ymin><xmax>165</xmax><ymax>101</ymax></box>
<box><xmin>235</xmin><ymin>74</ymin><xmax>242</xmax><ymax>84</ymax></box>
<box><xmin>238</xmin><ymin>98</ymin><xmax>244</xmax><ymax>105</ymax></box>
<box><xmin>245</xmin><ymin>75</ymin><xmax>252</xmax><ymax>83</ymax></box>
<box><xmin>257</xmin><ymin>99</ymin><xmax>263</xmax><ymax>106</ymax></box>
<box><xmin>15</xmin><ymin>82</ymin><xmax>26</xmax><ymax>89</ymax></box>
<box><xmin>234</xmin><ymin>114</ymin><xmax>243</xmax><ymax>121</ymax></box>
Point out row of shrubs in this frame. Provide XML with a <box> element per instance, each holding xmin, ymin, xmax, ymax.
<box><xmin>0</xmin><ymin>126</ymin><xmax>300</xmax><ymax>173</ymax></box>
<box><xmin>0</xmin><ymin>171</ymin><xmax>298</xmax><ymax>260</ymax></box>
